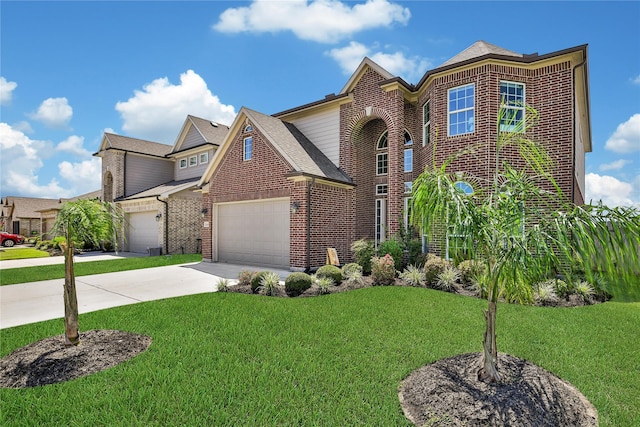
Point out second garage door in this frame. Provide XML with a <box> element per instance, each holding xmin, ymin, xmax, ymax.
<box><xmin>216</xmin><ymin>198</ymin><xmax>290</xmax><ymax>268</ymax></box>
<box><xmin>128</xmin><ymin>211</ymin><xmax>160</xmax><ymax>253</ymax></box>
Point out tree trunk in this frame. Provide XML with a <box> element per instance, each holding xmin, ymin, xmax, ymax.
<box><xmin>479</xmin><ymin>300</ymin><xmax>500</xmax><ymax>382</ymax></box>
<box><xmin>61</xmin><ymin>241</ymin><xmax>80</xmax><ymax>346</ymax></box>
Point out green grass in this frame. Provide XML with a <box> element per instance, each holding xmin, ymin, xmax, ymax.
<box><xmin>0</xmin><ymin>254</ymin><xmax>202</xmax><ymax>286</ymax></box>
<box><xmin>1</xmin><ymin>287</ymin><xmax>638</xmax><ymax>426</ymax></box>
<box><xmin>0</xmin><ymin>248</ymin><xmax>50</xmax><ymax>261</ymax></box>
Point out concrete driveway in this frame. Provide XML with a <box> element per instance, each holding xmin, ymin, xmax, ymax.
<box><xmin>0</xmin><ymin>252</ymin><xmax>291</xmax><ymax>329</ymax></box>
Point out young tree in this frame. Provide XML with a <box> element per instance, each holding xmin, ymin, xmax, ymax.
<box><xmin>411</xmin><ymin>106</ymin><xmax>639</xmax><ymax>383</ymax></box>
<box><xmin>52</xmin><ymin>199</ymin><xmax>124</xmax><ymax>346</ymax></box>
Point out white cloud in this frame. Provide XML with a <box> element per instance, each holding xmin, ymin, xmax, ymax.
<box><xmin>327</xmin><ymin>41</ymin><xmax>432</xmax><ymax>83</ymax></box>
<box><xmin>213</xmin><ymin>0</ymin><xmax>411</xmax><ymax>43</ymax></box>
<box><xmin>585</xmin><ymin>172</ymin><xmax>638</xmax><ymax>208</ymax></box>
<box><xmin>632</xmin><ymin>74</ymin><xmax>640</xmax><ymax>85</ymax></box>
<box><xmin>0</xmin><ymin>77</ymin><xmax>18</xmax><ymax>105</ymax></box>
<box><xmin>56</xmin><ymin>135</ymin><xmax>91</xmax><ymax>157</ymax></box>
<box><xmin>12</xmin><ymin>121</ymin><xmax>34</xmax><ymax>134</ymax></box>
<box><xmin>605</xmin><ymin>114</ymin><xmax>640</xmax><ymax>153</ymax></box>
<box><xmin>599</xmin><ymin>159</ymin><xmax>632</xmax><ymax>171</ymax></box>
<box><xmin>29</xmin><ymin>97</ymin><xmax>73</xmax><ymax>128</ymax></box>
<box><xmin>58</xmin><ymin>157</ymin><xmax>102</xmax><ymax>195</ymax></box>
<box><xmin>115</xmin><ymin>70</ymin><xmax>236</xmax><ymax>144</ymax></box>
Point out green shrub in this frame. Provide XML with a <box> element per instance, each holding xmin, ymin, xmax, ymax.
<box><xmin>457</xmin><ymin>260</ymin><xmax>486</xmax><ymax>285</ymax></box>
<box><xmin>238</xmin><ymin>270</ymin><xmax>255</xmax><ymax>287</ymax></box>
<box><xmin>216</xmin><ymin>278</ymin><xmax>231</xmax><ymax>292</ymax></box>
<box><xmin>534</xmin><ymin>280</ymin><xmax>558</xmax><ymax>305</ymax></box>
<box><xmin>405</xmin><ymin>238</ymin><xmax>425</xmax><ymax>267</ymax></box>
<box><xmin>285</xmin><ymin>272</ymin><xmax>313</xmax><ymax>297</ymax></box>
<box><xmin>552</xmin><ymin>278</ymin><xmax>572</xmax><ymax>298</ymax></box>
<box><xmin>574</xmin><ymin>281</ymin><xmax>595</xmax><ymax>301</ymax></box>
<box><xmin>423</xmin><ymin>254</ymin><xmax>450</xmax><ymax>286</ymax></box>
<box><xmin>399</xmin><ymin>265</ymin><xmax>425</xmax><ymax>287</ymax></box>
<box><xmin>377</xmin><ymin>239</ymin><xmax>403</xmax><ymax>270</ymax></box>
<box><xmin>52</xmin><ymin>236</ymin><xmax>66</xmax><ymax>250</ymax></box>
<box><xmin>351</xmin><ymin>238</ymin><xmax>374</xmax><ymax>274</ymax></box>
<box><xmin>341</xmin><ymin>263</ymin><xmax>363</xmax><ymax>280</ymax></box>
<box><xmin>315</xmin><ymin>276</ymin><xmax>334</xmax><ymax>295</ymax></box>
<box><xmin>251</xmin><ymin>271</ymin><xmax>270</xmax><ymax>293</ymax></box>
<box><xmin>371</xmin><ymin>254</ymin><xmax>396</xmax><ymax>286</ymax></box>
<box><xmin>260</xmin><ymin>272</ymin><xmax>282</xmax><ymax>296</ymax></box>
<box><xmin>316</xmin><ymin>265</ymin><xmax>342</xmax><ymax>284</ymax></box>
<box><xmin>434</xmin><ymin>266</ymin><xmax>460</xmax><ymax>291</ymax></box>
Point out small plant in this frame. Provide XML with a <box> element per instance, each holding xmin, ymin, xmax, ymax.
<box><xmin>238</xmin><ymin>270</ymin><xmax>255</xmax><ymax>287</ymax></box>
<box><xmin>259</xmin><ymin>272</ymin><xmax>282</xmax><ymax>296</ymax></box>
<box><xmin>251</xmin><ymin>271</ymin><xmax>270</xmax><ymax>293</ymax></box>
<box><xmin>574</xmin><ymin>281</ymin><xmax>595</xmax><ymax>301</ymax></box>
<box><xmin>457</xmin><ymin>259</ymin><xmax>486</xmax><ymax>285</ymax></box>
<box><xmin>423</xmin><ymin>254</ymin><xmax>450</xmax><ymax>286</ymax></box>
<box><xmin>285</xmin><ymin>272</ymin><xmax>313</xmax><ymax>297</ymax></box>
<box><xmin>341</xmin><ymin>263</ymin><xmax>363</xmax><ymax>280</ymax></box>
<box><xmin>371</xmin><ymin>254</ymin><xmax>396</xmax><ymax>286</ymax></box>
<box><xmin>471</xmin><ymin>273</ymin><xmax>489</xmax><ymax>298</ymax></box>
<box><xmin>434</xmin><ymin>266</ymin><xmax>460</xmax><ymax>291</ymax></box>
<box><xmin>315</xmin><ymin>276</ymin><xmax>334</xmax><ymax>295</ymax></box>
<box><xmin>351</xmin><ymin>238</ymin><xmax>375</xmax><ymax>274</ymax></box>
<box><xmin>534</xmin><ymin>280</ymin><xmax>558</xmax><ymax>305</ymax></box>
<box><xmin>552</xmin><ymin>278</ymin><xmax>572</xmax><ymax>298</ymax></box>
<box><xmin>399</xmin><ymin>265</ymin><xmax>425</xmax><ymax>287</ymax></box>
<box><xmin>377</xmin><ymin>238</ymin><xmax>403</xmax><ymax>270</ymax></box>
<box><xmin>216</xmin><ymin>278</ymin><xmax>231</xmax><ymax>292</ymax></box>
<box><xmin>316</xmin><ymin>265</ymin><xmax>342</xmax><ymax>284</ymax></box>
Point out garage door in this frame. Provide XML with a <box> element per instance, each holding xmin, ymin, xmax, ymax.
<box><xmin>128</xmin><ymin>211</ymin><xmax>160</xmax><ymax>253</ymax></box>
<box><xmin>216</xmin><ymin>198</ymin><xmax>290</xmax><ymax>268</ymax></box>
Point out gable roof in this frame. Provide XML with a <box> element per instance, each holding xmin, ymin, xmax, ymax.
<box><xmin>170</xmin><ymin>115</ymin><xmax>230</xmax><ymax>154</ymax></box>
<box><xmin>439</xmin><ymin>40</ymin><xmax>523</xmax><ymax>67</ymax></box>
<box><xmin>1</xmin><ymin>196</ymin><xmax>61</xmax><ymax>218</ymax></box>
<box><xmin>118</xmin><ymin>178</ymin><xmax>201</xmax><ymax>201</ymax></box>
<box><xmin>199</xmin><ymin>107</ymin><xmax>352</xmax><ymax>187</ymax></box>
<box><xmin>95</xmin><ymin>133</ymin><xmax>172</xmax><ymax>157</ymax></box>
<box><xmin>340</xmin><ymin>57</ymin><xmax>394</xmax><ymax>95</ymax></box>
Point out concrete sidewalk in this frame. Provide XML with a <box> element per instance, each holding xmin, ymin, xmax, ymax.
<box><xmin>0</xmin><ymin>253</ymin><xmax>292</xmax><ymax>329</ymax></box>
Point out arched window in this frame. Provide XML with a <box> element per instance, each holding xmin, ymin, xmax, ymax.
<box><xmin>244</xmin><ymin>124</ymin><xmax>253</xmax><ymax>133</ymax></box>
<box><xmin>376</xmin><ymin>131</ymin><xmax>388</xmax><ymax>175</ymax></box>
<box><xmin>404</xmin><ymin>131</ymin><xmax>413</xmax><ymax>172</ymax></box>
<box><xmin>454</xmin><ymin>181</ymin><xmax>474</xmax><ymax>195</ymax></box>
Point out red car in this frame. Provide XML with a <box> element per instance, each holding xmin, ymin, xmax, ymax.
<box><xmin>0</xmin><ymin>232</ymin><xmax>25</xmax><ymax>247</ymax></box>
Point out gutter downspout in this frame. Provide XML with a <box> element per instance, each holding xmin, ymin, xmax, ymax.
<box><xmin>156</xmin><ymin>195</ymin><xmax>168</xmax><ymax>255</ymax></box>
<box><xmin>305</xmin><ymin>178</ymin><xmax>315</xmax><ymax>273</ymax></box>
<box><xmin>571</xmin><ymin>52</ymin><xmax>587</xmax><ymax>204</ymax></box>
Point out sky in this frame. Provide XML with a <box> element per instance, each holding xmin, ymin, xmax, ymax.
<box><xmin>1</xmin><ymin>0</ymin><xmax>639</xmax><ymax>207</ymax></box>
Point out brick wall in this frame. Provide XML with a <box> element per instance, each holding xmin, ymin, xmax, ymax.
<box><xmin>101</xmin><ymin>151</ymin><xmax>125</xmax><ymax>202</ymax></box>
<box><xmin>167</xmin><ymin>197</ymin><xmax>202</xmax><ymax>254</ymax></box>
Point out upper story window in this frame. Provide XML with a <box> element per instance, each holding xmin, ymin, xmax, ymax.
<box><xmin>422</xmin><ymin>100</ymin><xmax>430</xmax><ymax>146</ymax></box>
<box><xmin>376</xmin><ymin>184</ymin><xmax>388</xmax><ymax>195</ymax></box>
<box><xmin>376</xmin><ymin>131</ymin><xmax>388</xmax><ymax>175</ymax></box>
<box><xmin>404</xmin><ymin>131</ymin><xmax>412</xmax><ymax>146</ymax></box>
<box><xmin>500</xmin><ymin>81</ymin><xmax>525</xmax><ymax>132</ymax></box>
<box><xmin>199</xmin><ymin>152</ymin><xmax>209</xmax><ymax>164</ymax></box>
<box><xmin>189</xmin><ymin>155</ymin><xmax>197</xmax><ymax>167</ymax></box>
<box><xmin>404</xmin><ymin>130</ymin><xmax>413</xmax><ymax>173</ymax></box>
<box><xmin>244</xmin><ymin>124</ymin><xmax>253</xmax><ymax>133</ymax></box>
<box><xmin>454</xmin><ymin>181</ymin><xmax>474</xmax><ymax>195</ymax></box>
<box><xmin>404</xmin><ymin>181</ymin><xmax>413</xmax><ymax>194</ymax></box>
<box><xmin>179</xmin><ymin>158</ymin><xmax>187</xmax><ymax>169</ymax></box>
<box><xmin>243</xmin><ymin>136</ymin><xmax>253</xmax><ymax>161</ymax></box>
<box><xmin>448</xmin><ymin>84</ymin><xmax>475</xmax><ymax>136</ymax></box>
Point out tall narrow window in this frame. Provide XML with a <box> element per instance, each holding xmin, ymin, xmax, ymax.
<box><xmin>376</xmin><ymin>131</ymin><xmax>388</xmax><ymax>175</ymax></box>
<box><xmin>500</xmin><ymin>81</ymin><xmax>525</xmax><ymax>132</ymax></box>
<box><xmin>375</xmin><ymin>198</ymin><xmax>387</xmax><ymax>246</ymax></box>
<box><xmin>243</xmin><ymin>137</ymin><xmax>252</xmax><ymax>161</ymax></box>
<box><xmin>422</xmin><ymin>100</ymin><xmax>430</xmax><ymax>146</ymax></box>
<box><xmin>448</xmin><ymin>84</ymin><xmax>475</xmax><ymax>136</ymax></box>
<box><xmin>404</xmin><ymin>131</ymin><xmax>413</xmax><ymax>172</ymax></box>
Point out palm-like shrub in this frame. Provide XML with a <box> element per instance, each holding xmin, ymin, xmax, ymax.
<box><xmin>259</xmin><ymin>272</ymin><xmax>282</xmax><ymax>296</ymax></box>
<box><xmin>399</xmin><ymin>265</ymin><xmax>425</xmax><ymax>287</ymax></box>
<box><xmin>315</xmin><ymin>276</ymin><xmax>334</xmax><ymax>295</ymax></box>
<box><xmin>251</xmin><ymin>271</ymin><xmax>270</xmax><ymax>293</ymax></box>
<box><xmin>574</xmin><ymin>281</ymin><xmax>595</xmax><ymax>301</ymax></box>
<box><xmin>534</xmin><ymin>280</ymin><xmax>558</xmax><ymax>305</ymax></box>
<box><xmin>351</xmin><ymin>238</ymin><xmax>374</xmax><ymax>274</ymax></box>
<box><xmin>371</xmin><ymin>254</ymin><xmax>396</xmax><ymax>286</ymax></box>
<box><xmin>316</xmin><ymin>265</ymin><xmax>342</xmax><ymax>284</ymax></box>
<box><xmin>284</xmin><ymin>272</ymin><xmax>312</xmax><ymax>297</ymax></box>
<box><xmin>216</xmin><ymin>278</ymin><xmax>231</xmax><ymax>292</ymax></box>
<box><xmin>434</xmin><ymin>266</ymin><xmax>460</xmax><ymax>291</ymax></box>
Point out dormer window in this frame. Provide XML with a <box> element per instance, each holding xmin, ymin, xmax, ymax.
<box><xmin>189</xmin><ymin>155</ymin><xmax>197</xmax><ymax>167</ymax></box>
<box><xmin>199</xmin><ymin>152</ymin><xmax>209</xmax><ymax>164</ymax></box>
<box><xmin>179</xmin><ymin>158</ymin><xmax>187</xmax><ymax>169</ymax></box>
<box><xmin>376</xmin><ymin>131</ymin><xmax>388</xmax><ymax>175</ymax></box>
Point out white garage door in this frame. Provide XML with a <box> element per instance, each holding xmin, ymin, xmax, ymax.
<box><xmin>216</xmin><ymin>198</ymin><xmax>290</xmax><ymax>268</ymax></box>
<box><xmin>128</xmin><ymin>211</ymin><xmax>160</xmax><ymax>253</ymax></box>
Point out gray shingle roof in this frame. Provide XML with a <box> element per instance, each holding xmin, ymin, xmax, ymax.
<box><xmin>1</xmin><ymin>196</ymin><xmax>61</xmax><ymax>218</ymax></box>
<box><xmin>187</xmin><ymin>115</ymin><xmax>230</xmax><ymax>145</ymax></box>
<box><xmin>119</xmin><ymin>178</ymin><xmax>200</xmax><ymax>201</ymax></box>
<box><xmin>440</xmin><ymin>40</ymin><xmax>523</xmax><ymax>67</ymax></box>
<box><xmin>244</xmin><ymin>108</ymin><xmax>352</xmax><ymax>184</ymax></box>
<box><xmin>102</xmin><ymin>133</ymin><xmax>172</xmax><ymax>157</ymax></box>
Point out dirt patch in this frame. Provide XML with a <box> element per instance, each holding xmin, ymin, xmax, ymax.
<box><xmin>0</xmin><ymin>330</ymin><xmax>151</xmax><ymax>388</ymax></box>
<box><xmin>399</xmin><ymin>352</ymin><xmax>598</xmax><ymax>426</ymax></box>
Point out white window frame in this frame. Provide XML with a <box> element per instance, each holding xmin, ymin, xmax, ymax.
<box><xmin>404</xmin><ymin>149</ymin><xmax>413</xmax><ymax>172</ymax></box>
<box><xmin>199</xmin><ymin>152</ymin><xmax>209</xmax><ymax>164</ymax></box>
<box><xmin>376</xmin><ymin>184</ymin><xmax>388</xmax><ymax>195</ymax></box>
<box><xmin>375</xmin><ymin>198</ymin><xmax>387</xmax><ymax>246</ymax></box>
<box><xmin>188</xmin><ymin>155</ymin><xmax>197</xmax><ymax>167</ymax></box>
<box><xmin>376</xmin><ymin>131</ymin><xmax>388</xmax><ymax>176</ymax></box>
<box><xmin>448</xmin><ymin>83</ymin><xmax>475</xmax><ymax>136</ymax></box>
<box><xmin>404</xmin><ymin>197</ymin><xmax>412</xmax><ymax>232</ymax></box>
<box><xmin>422</xmin><ymin>100</ymin><xmax>430</xmax><ymax>146</ymax></box>
<box><xmin>500</xmin><ymin>81</ymin><xmax>526</xmax><ymax>132</ymax></box>
<box><xmin>243</xmin><ymin>137</ymin><xmax>252</xmax><ymax>161</ymax></box>
<box><xmin>179</xmin><ymin>158</ymin><xmax>187</xmax><ymax>169</ymax></box>
<box><xmin>404</xmin><ymin>181</ymin><xmax>413</xmax><ymax>194</ymax></box>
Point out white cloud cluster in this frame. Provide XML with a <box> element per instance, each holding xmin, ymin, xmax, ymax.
<box><xmin>605</xmin><ymin>114</ymin><xmax>640</xmax><ymax>153</ymax></box>
<box><xmin>115</xmin><ymin>70</ymin><xmax>236</xmax><ymax>144</ymax></box>
<box><xmin>0</xmin><ymin>123</ymin><xmax>100</xmax><ymax>198</ymax></box>
<box><xmin>599</xmin><ymin>159</ymin><xmax>631</xmax><ymax>171</ymax></box>
<box><xmin>327</xmin><ymin>41</ymin><xmax>431</xmax><ymax>82</ymax></box>
<box><xmin>213</xmin><ymin>0</ymin><xmax>410</xmax><ymax>43</ymax></box>
<box><xmin>29</xmin><ymin>97</ymin><xmax>73</xmax><ymax>128</ymax></box>
<box><xmin>585</xmin><ymin>172</ymin><xmax>639</xmax><ymax>208</ymax></box>
<box><xmin>0</xmin><ymin>77</ymin><xmax>18</xmax><ymax>105</ymax></box>
<box><xmin>632</xmin><ymin>74</ymin><xmax>640</xmax><ymax>85</ymax></box>
<box><xmin>56</xmin><ymin>135</ymin><xmax>91</xmax><ymax>157</ymax></box>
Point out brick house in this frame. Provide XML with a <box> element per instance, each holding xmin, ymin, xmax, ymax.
<box><xmin>198</xmin><ymin>41</ymin><xmax>590</xmax><ymax>271</ymax></box>
<box><xmin>94</xmin><ymin>115</ymin><xmax>228</xmax><ymax>254</ymax></box>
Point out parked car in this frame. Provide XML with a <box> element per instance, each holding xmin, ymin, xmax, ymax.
<box><xmin>0</xmin><ymin>232</ymin><xmax>25</xmax><ymax>247</ymax></box>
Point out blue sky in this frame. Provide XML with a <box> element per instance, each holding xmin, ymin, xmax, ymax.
<box><xmin>1</xmin><ymin>0</ymin><xmax>639</xmax><ymax>207</ymax></box>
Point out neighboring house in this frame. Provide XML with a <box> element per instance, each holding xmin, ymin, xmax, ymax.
<box><xmin>38</xmin><ymin>190</ymin><xmax>102</xmax><ymax>239</ymax></box>
<box><xmin>94</xmin><ymin>115</ymin><xmax>229</xmax><ymax>254</ymax></box>
<box><xmin>198</xmin><ymin>41</ymin><xmax>591</xmax><ymax>271</ymax></box>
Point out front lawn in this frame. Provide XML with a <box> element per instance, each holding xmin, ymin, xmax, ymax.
<box><xmin>0</xmin><ymin>248</ymin><xmax>50</xmax><ymax>261</ymax></box>
<box><xmin>1</xmin><ymin>287</ymin><xmax>638</xmax><ymax>426</ymax></box>
<box><xmin>0</xmin><ymin>254</ymin><xmax>202</xmax><ymax>286</ymax></box>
